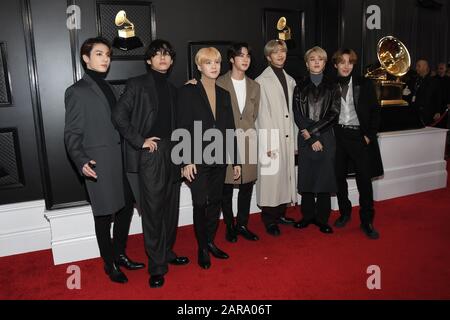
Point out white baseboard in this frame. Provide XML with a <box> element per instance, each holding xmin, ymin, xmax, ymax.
<box><xmin>0</xmin><ymin>200</ymin><xmax>50</xmax><ymax>257</ymax></box>
<box><xmin>1</xmin><ymin>128</ymin><xmax>447</xmax><ymax>265</ymax></box>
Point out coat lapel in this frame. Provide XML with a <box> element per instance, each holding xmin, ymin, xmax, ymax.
<box><xmin>268</xmin><ymin>67</ymin><xmax>289</xmax><ymax>112</ymax></box>
<box><xmin>197</xmin><ymin>80</ymin><xmax>217</xmax><ymax>122</ymax></box>
<box><xmin>352</xmin><ymin>76</ymin><xmax>360</xmax><ymax>111</ymax></box>
<box><xmin>83</xmin><ymin>73</ymin><xmax>110</xmax><ymax>113</ymax></box>
<box><xmin>223</xmin><ymin>72</ymin><xmax>243</xmax><ymax>117</ymax></box>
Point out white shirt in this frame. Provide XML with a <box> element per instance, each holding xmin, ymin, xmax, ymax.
<box><xmin>231</xmin><ymin>77</ymin><xmax>247</xmax><ymax>114</ymax></box>
<box><xmin>338</xmin><ymin>77</ymin><xmax>360</xmax><ymax>126</ymax></box>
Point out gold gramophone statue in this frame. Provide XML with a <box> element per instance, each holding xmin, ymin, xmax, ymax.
<box><xmin>112</xmin><ymin>10</ymin><xmax>143</xmax><ymax>51</ymax></box>
<box><xmin>277</xmin><ymin>17</ymin><xmax>291</xmax><ymax>41</ymax></box>
<box><xmin>276</xmin><ymin>17</ymin><xmax>295</xmax><ymax>49</ymax></box>
<box><xmin>365</xmin><ymin>36</ymin><xmax>411</xmax><ymax>106</ymax></box>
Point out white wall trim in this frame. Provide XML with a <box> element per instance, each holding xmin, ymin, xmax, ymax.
<box><xmin>0</xmin><ymin>200</ymin><xmax>50</xmax><ymax>257</ymax></box>
<box><xmin>1</xmin><ymin>127</ymin><xmax>447</xmax><ymax>264</ymax></box>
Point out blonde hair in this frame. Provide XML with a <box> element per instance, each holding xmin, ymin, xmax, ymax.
<box><xmin>304</xmin><ymin>46</ymin><xmax>327</xmax><ymax>63</ymax></box>
<box><xmin>264</xmin><ymin>39</ymin><xmax>287</xmax><ymax>57</ymax></box>
<box><xmin>195</xmin><ymin>47</ymin><xmax>221</xmax><ymax>66</ymax></box>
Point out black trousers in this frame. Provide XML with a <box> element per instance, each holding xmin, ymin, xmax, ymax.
<box><xmin>222</xmin><ymin>182</ymin><xmax>254</xmax><ymax>227</ymax></box>
<box><xmin>301</xmin><ymin>192</ymin><xmax>331</xmax><ymax>224</ymax></box>
<box><xmin>94</xmin><ymin>175</ymin><xmax>134</xmax><ymax>267</ymax></box>
<box><xmin>335</xmin><ymin>127</ymin><xmax>374</xmax><ymax>224</ymax></box>
<box><xmin>189</xmin><ymin>165</ymin><xmax>227</xmax><ymax>250</ymax></box>
<box><xmin>139</xmin><ymin>140</ymin><xmax>180</xmax><ymax>276</ymax></box>
<box><xmin>261</xmin><ymin>204</ymin><xmax>287</xmax><ymax>227</ymax></box>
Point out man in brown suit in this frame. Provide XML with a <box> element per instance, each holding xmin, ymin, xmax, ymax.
<box><xmin>217</xmin><ymin>43</ymin><xmax>261</xmax><ymax>242</ymax></box>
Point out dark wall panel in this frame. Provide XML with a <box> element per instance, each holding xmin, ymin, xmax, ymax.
<box><xmin>26</xmin><ymin>0</ymin><xmax>317</xmax><ymax>209</ymax></box>
<box><xmin>0</xmin><ymin>0</ymin><xmax>43</xmax><ymax>205</ymax></box>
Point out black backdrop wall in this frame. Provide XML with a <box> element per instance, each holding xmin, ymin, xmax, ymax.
<box><xmin>0</xmin><ymin>0</ymin><xmax>449</xmax><ymax>209</ymax></box>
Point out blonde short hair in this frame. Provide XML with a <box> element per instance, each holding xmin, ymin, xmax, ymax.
<box><xmin>195</xmin><ymin>47</ymin><xmax>222</xmax><ymax>66</ymax></box>
<box><xmin>304</xmin><ymin>46</ymin><xmax>327</xmax><ymax>63</ymax></box>
<box><xmin>264</xmin><ymin>39</ymin><xmax>288</xmax><ymax>57</ymax></box>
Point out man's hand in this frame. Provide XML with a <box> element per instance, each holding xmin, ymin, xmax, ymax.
<box><xmin>301</xmin><ymin>129</ymin><xmax>311</xmax><ymax>140</ymax></box>
<box><xmin>311</xmin><ymin>141</ymin><xmax>323</xmax><ymax>152</ymax></box>
<box><xmin>143</xmin><ymin>137</ymin><xmax>160</xmax><ymax>152</ymax></box>
<box><xmin>267</xmin><ymin>150</ymin><xmax>278</xmax><ymax>159</ymax></box>
<box><xmin>364</xmin><ymin>136</ymin><xmax>370</xmax><ymax>145</ymax></box>
<box><xmin>433</xmin><ymin>113</ymin><xmax>441</xmax><ymax>121</ymax></box>
<box><xmin>183</xmin><ymin>164</ymin><xmax>197</xmax><ymax>182</ymax></box>
<box><xmin>233</xmin><ymin>166</ymin><xmax>241</xmax><ymax>180</ymax></box>
<box><xmin>185</xmin><ymin>79</ymin><xmax>197</xmax><ymax>85</ymax></box>
<box><xmin>82</xmin><ymin>160</ymin><xmax>97</xmax><ymax>179</ymax></box>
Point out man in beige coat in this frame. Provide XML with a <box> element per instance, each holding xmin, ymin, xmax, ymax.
<box><xmin>255</xmin><ymin>40</ymin><xmax>298</xmax><ymax>236</ymax></box>
<box><xmin>217</xmin><ymin>43</ymin><xmax>261</xmax><ymax>243</ymax></box>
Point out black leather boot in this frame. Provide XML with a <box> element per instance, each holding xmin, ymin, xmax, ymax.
<box><xmin>116</xmin><ymin>254</ymin><xmax>145</xmax><ymax>270</ymax></box>
<box><xmin>104</xmin><ymin>262</ymin><xmax>128</xmax><ymax>283</ymax></box>
<box><xmin>225</xmin><ymin>223</ymin><xmax>237</xmax><ymax>243</ymax></box>
<box><xmin>198</xmin><ymin>248</ymin><xmax>211</xmax><ymax>269</ymax></box>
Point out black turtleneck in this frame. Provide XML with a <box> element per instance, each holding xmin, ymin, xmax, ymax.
<box><xmin>271</xmin><ymin>65</ymin><xmax>289</xmax><ymax>110</ymax></box>
<box><xmin>149</xmin><ymin>68</ymin><xmax>172</xmax><ymax>139</ymax></box>
<box><xmin>85</xmin><ymin>68</ymin><xmax>116</xmax><ymax>110</ymax></box>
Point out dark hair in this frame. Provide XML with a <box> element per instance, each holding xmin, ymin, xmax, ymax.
<box><xmin>80</xmin><ymin>37</ymin><xmax>112</xmax><ymax>70</ymax></box>
<box><xmin>332</xmin><ymin>48</ymin><xmax>358</xmax><ymax>65</ymax></box>
<box><xmin>227</xmin><ymin>42</ymin><xmax>252</xmax><ymax>65</ymax></box>
<box><xmin>144</xmin><ymin>39</ymin><xmax>176</xmax><ymax>61</ymax></box>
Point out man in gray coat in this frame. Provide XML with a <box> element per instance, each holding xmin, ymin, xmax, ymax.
<box><xmin>64</xmin><ymin>37</ymin><xmax>144</xmax><ymax>284</ymax></box>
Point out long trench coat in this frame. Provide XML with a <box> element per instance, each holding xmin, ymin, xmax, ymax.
<box><xmin>255</xmin><ymin>66</ymin><xmax>297</xmax><ymax>207</ymax></box>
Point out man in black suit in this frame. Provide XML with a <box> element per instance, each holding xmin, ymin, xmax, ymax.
<box><xmin>433</xmin><ymin>62</ymin><xmax>450</xmax><ymax>130</ymax></box>
<box><xmin>176</xmin><ymin>47</ymin><xmax>240</xmax><ymax>270</ymax></box>
<box><xmin>331</xmin><ymin>49</ymin><xmax>384</xmax><ymax>239</ymax></box>
<box><xmin>405</xmin><ymin>59</ymin><xmax>442</xmax><ymax>126</ymax></box>
<box><xmin>112</xmin><ymin>39</ymin><xmax>189</xmax><ymax>288</ymax></box>
<box><xmin>64</xmin><ymin>37</ymin><xmax>144</xmax><ymax>284</ymax></box>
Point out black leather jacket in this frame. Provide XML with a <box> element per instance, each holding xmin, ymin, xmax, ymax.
<box><xmin>293</xmin><ymin>75</ymin><xmax>341</xmax><ymax>144</ymax></box>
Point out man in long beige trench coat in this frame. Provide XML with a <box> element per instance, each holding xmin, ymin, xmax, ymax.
<box><xmin>255</xmin><ymin>40</ymin><xmax>298</xmax><ymax>236</ymax></box>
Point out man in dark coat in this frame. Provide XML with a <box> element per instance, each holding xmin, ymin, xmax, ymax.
<box><xmin>405</xmin><ymin>59</ymin><xmax>442</xmax><ymax>126</ymax></box>
<box><xmin>331</xmin><ymin>49</ymin><xmax>384</xmax><ymax>240</ymax></box>
<box><xmin>64</xmin><ymin>37</ymin><xmax>144</xmax><ymax>284</ymax></box>
<box><xmin>112</xmin><ymin>40</ymin><xmax>189</xmax><ymax>288</ymax></box>
<box><xmin>433</xmin><ymin>62</ymin><xmax>450</xmax><ymax>130</ymax></box>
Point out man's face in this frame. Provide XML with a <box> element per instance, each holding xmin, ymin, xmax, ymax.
<box><xmin>231</xmin><ymin>47</ymin><xmax>251</xmax><ymax>73</ymax></box>
<box><xmin>267</xmin><ymin>46</ymin><xmax>287</xmax><ymax>68</ymax></box>
<box><xmin>147</xmin><ymin>50</ymin><xmax>173</xmax><ymax>73</ymax></box>
<box><xmin>437</xmin><ymin>63</ymin><xmax>447</xmax><ymax>77</ymax></box>
<box><xmin>416</xmin><ymin>60</ymin><xmax>430</xmax><ymax>77</ymax></box>
<box><xmin>306</xmin><ymin>53</ymin><xmax>326</xmax><ymax>74</ymax></box>
<box><xmin>335</xmin><ymin>53</ymin><xmax>354</xmax><ymax>77</ymax></box>
<box><xmin>198</xmin><ymin>58</ymin><xmax>221</xmax><ymax>80</ymax></box>
<box><xmin>83</xmin><ymin>43</ymin><xmax>111</xmax><ymax>73</ymax></box>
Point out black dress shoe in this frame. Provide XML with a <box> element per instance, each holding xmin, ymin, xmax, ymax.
<box><xmin>266</xmin><ymin>224</ymin><xmax>281</xmax><ymax>236</ymax></box>
<box><xmin>207</xmin><ymin>242</ymin><xmax>229</xmax><ymax>259</ymax></box>
<box><xmin>116</xmin><ymin>254</ymin><xmax>145</xmax><ymax>270</ymax></box>
<box><xmin>198</xmin><ymin>248</ymin><xmax>211</xmax><ymax>269</ymax></box>
<box><xmin>315</xmin><ymin>222</ymin><xmax>333</xmax><ymax>234</ymax></box>
<box><xmin>225</xmin><ymin>224</ymin><xmax>237</xmax><ymax>243</ymax></box>
<box><xmin>169</xmin><ymin>256</ymin><xmax>190</xmax><ymax>266</ymax></box>
<box><xmin>149</xmin><ymin>275</ymin><xmax>165</xmax><ymax>288</ymax></box>
<box><xmin>294</xmin><ymin>219</ymin><xmax>313</xmax><ymax>229</ymax></box>
<box><xmin>104</xmin><ymin>263</ymin><xmax>128</xmax><ymax>284</ymax></box>
<box><xmin>237</xmin><ymin>225</ymin><xmax>259</xmax><ymax>241</ymax></box>
<box><xmin>361</xmin><ymin>223</ymin><xmax>380</xmax><ymax>239</ymax></box>
<box><xmin>334</xmin><ymin>215</ymin><xmax>351</xmax><ymax>228</ymax></box>
<box><xmin>278</xmin><ymin>216</ymin><xmax>296</xmax><ymax>225</ymax></box>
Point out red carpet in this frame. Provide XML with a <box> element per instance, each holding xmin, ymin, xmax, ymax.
<box><xmin>1</xmin><ymin>164</ymin><xmax>450</xmax><ymax>300</ymax></box>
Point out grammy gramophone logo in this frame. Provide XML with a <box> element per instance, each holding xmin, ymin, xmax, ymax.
<box><xmin>113</xmin><ymin>10</ymin><xmax>143</xmax><ymax>51</ymax></box>
<box><xmin>276</xmin><ymin>16</ymin><xmax>295</xmax><ymax>49</ymax></box>
<box><xmin>277</xmin><ymin>17</ymin><xmax>291</xmax><ymax>41</ymax></box>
